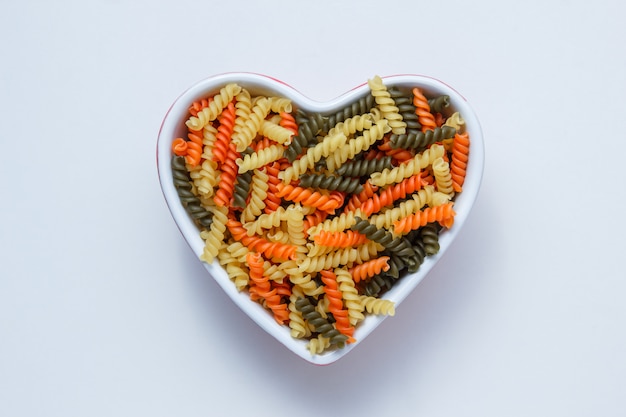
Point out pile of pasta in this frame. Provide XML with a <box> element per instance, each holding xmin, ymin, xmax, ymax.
<box><xmin>170</xmin><ymin>75</ymin><xmax>470</xmax><ymax>355</ymax></box>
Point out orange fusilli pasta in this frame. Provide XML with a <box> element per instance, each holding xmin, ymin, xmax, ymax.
<box><xmin>412</xmin><ymin>87</ymin><xmax>437</xmax><ymax>132</ymax></box>
<box><xmin>320</xmin><ymin>269</ymin><xmax>355</xmax><ymax>342</ymax></box>
<box><xmin>392</xmin><ymin>202</ymin><xmax>456</xmax><ymax>235</ymax></box>
<box><xmin>348</xmin><ymin>256</ymin><xmax>391</xmax><ymax>283</ymax></box>
<box><xmin>450</xmin><ymin>132</ymin><xmax>470</xmax><ymax>192</ymax></box>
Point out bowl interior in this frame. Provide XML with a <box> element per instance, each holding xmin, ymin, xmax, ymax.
<box><xmin>157</xmin><ymin>72</ymin><xmax>484</xmax><ymax>365</ymax></box>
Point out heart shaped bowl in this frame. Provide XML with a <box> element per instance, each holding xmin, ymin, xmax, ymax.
<box><xmin>157</xmin><ymin>72</ymin><xmax>484</xmax><ymax>365</ymax></box>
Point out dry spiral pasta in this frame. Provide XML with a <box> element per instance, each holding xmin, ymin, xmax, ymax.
<box><xmin>219</xmin><ymin>243</ymin><xmax>249</xmax><ymax>291</ymax></box>
<box><xmin>243</xmin><ymin>206</ymin><xmax>288</xmax><ymax>236</ymax></box>
<box><xmin>240</xmin><ymin>168</ymin><xmax>268</xmax><ymax>224</ymax></box>
<box><xmin>297</xmin><ymin>241</ymin><xmax>381</xmax><ymax>274</ymax></box>
<box><xmin>419</xmin><ymin>223</ymin><xmax>441</xmax><ymax>256</ymax></box>
<box><xmin>389</xmin><ymin>87</ymin><xmax>421</xmax><ymax>131</ymax></box>
<box><xmin>267</xmin><ymin>96</ymin><xmax>293</xmax><ymax>113</ymax></box>
<box><xmin>212</xmin><ymin>142</ymin><xmax>240</xmax><ymax>207</ymax></box>
<box><xmin>232</xmin><ymin>170</ymin><xmax>253</xmax><ymax>209</ymax></box>
<box><xmin>169</xmin><ymin>75</ymin><xmax>472</xmax><ymax>355</ymax></box>
<box><xmin>288</xmin><ymin>291</ymin><xmax>311</xmax><ymax>339</ymax></box>
<box><xmin>327</xmin><ymin>113</ymin><xmax>375</xmax><ymax>137</ymax></box>
<box><xmin>367</xmin><ymin>185</ymin><xmax>438</xmax><ymax>230</ymax></box>
<box><xmin>412</xmin><ymin>87</ymin><xmax>437</xmax><ymax>132</ymax></box>
<box><xmin>213</xmin><ymin>101</ymin><xmax>237</xmax><ymax>164</ymax></box>
<box><xmin>171</xmin><ymin>155</ymin><xmax>213</xmax><ymax>229</ymax></box>
<box><xmin>278</xmin><ymin>131</ymin><xmax>347</xmax><ymax>183</ymax></box>
<box><xmin>275</xmin><ymin>183</ymin><xmax>343</xmax><ymax>213</ymax></box>
<box><xmin>360</xmin><ymin>173</ymin><xmax>423</xmax><ymax>216</ymax></box>
<box><xmin>295</xmin><ymin>298</ymin><xmax>348</xmax><ymax>347</ymax></box>
<box><xmin>236</xmin><ymin>143</ymin><xmax>284</xmax><ymax>174</ymax></box>
<box><xmin>282</xmin><ymin>111</ymin><xmax>326</xmax><ymax>162</ymax></box>
<box><xmin>325</xmin><ymin>119</ymin><xmax>391</xmax><ymax>172</ymax></box>
<box><xmin>313</xmin><ymin>229</ymin><xmax>368</xmax><ymax>248</ymax></box>
<box><xmin>444</xmin><ymin>111</ymin><xmax>465</xmax><ymax>132</ymax></box>
<box><xmin>392</xmin><ymin>202</ymin><xmax>456</xmax><ymax>235</ymax></box>
<box><xmin>232</xmin><ymin>96</ymin><xmax>271</xmax><ymax>152</ymax></box>
<box><xmin>186</xmin><ymin>83</ymin><xmax>242</xmax><ymax>131</ymax></box>
<box><xmin>432</xmin><ymin>156</ymin><xmax>455</xmax><ymax>197</ymax></box>
<box><xmin>199</xmin><ymin>204</ymin><xmax>229</xmax><ymax>264</ymax></box>
<box><xmin>369</xmin><ymin>143</ymin><xmax>445</xmax><ymax>187</ymax></box>
<box><xmin>450</xmin><ymin>132</ymin><xmax>470</xmax><ymax>192</ymax></box>
<box><xmin>368</xmin><ymin>75</ymin><xmax>406</xmax><ymax>135</ymax></box>
<box><xmin>298</xmin><ymin>173</ymin><xmax>363</xmax><ymax>194</ymax></box>
<box><xmin>389</xmin><ymin>125</ymin><xmax>456</xmax><ymax>151</ymax></box>
<box><xmin>320</xmin><ymin>269</ymin><xmax>355</xmax><ymax>340</ymax></box>
<box><xmin>335</xmin><ymin>267</ymin><xmax>365</xmax><ymax>326</ymax></box>
<box><xmin>335</xmin><ymin>156</ymin><xmax>394</xmax><ymax>178</ymax></box>
<box><xmin>285</xmin><ymin>203</ymin><xmax>307</xmax><ymax>255</ymax></box>
<box><xmin>349</xmin><ymin>256</ymin><xmax>391</xmax><ymax>283</ymax></box>
<box><xmin>259</xmin><ymin>119</ymin><xmax>294</xmax><ymax>145</ymax></box>
<box><xmin>306</xmin><ymin>208</ymin><xmax>366</xmax><ymax>237</ymax></box>
<box><xmin>359</xmin><ymin>295</ymin><xmax>396</xmax><ymax>316</ymax></box>
<box><xmin>326</xmin><ymin>93</ymin><xmax>376</xmax><ymax>128</ymax></box>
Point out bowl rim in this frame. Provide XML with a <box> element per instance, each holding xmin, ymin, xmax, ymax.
<box><xmin>156</xmin><ymin>72</ymin><xmax>485</xmax><ymax>365</ymax></box>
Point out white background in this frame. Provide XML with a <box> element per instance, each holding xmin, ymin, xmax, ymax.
<box><xmin>1</xmin><ymin>1</ymin><xmax>625</xmax><ymax>416</ymax></box>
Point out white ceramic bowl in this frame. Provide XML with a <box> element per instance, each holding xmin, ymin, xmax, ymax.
<box><xmin>157</xmin><ymin>72</ymin><xmax>484</xmax><ymax>365</ymax></box>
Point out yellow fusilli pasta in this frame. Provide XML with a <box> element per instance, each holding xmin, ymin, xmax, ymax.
<box><xmin>243</xmin><ymin>206</ymin><xmax>288</xmax><ymax>236</ymax></box>
<box><xmin>368</xmin><ymin>75</ymin><xmax>406</xmax><ymax>135</ymax></box>
<box><xmin>240</xmin><ymin>169</ymin><xmax>269</xmax><ymax>223</ymax></box>
<box><xmin>359</xmin><ymin>295</ymin><xmax>396</xmax><ymax>316</ymax></box>
<box><xmin>267</xmin><ymin>96</ymin><xmax>293</xmax><ymax>113</ymax></box>
<box><xmin>326</xmin><ymin>119</ymin><xmax>390</xmax><ymax>172</ymax></box>
<box><xmin>280</xmin><ymin>260</ymin><xmax>322</xmax><ymax>296</ymax></box>
<box><xmin>306</xmin><ymin>208</ymin><xmax>366</xmax><ymax>237</ymax></box>
<box><xmin>186</xmin><ymin>83</ymin><xmax>242</xmax><ymax>131</ymax></box>
<box><xmin>307</xmin><ymin>334</ymin><xmax>331</xmax><ymax>355</ymax></box>
<box><xmin>236</xmin><ymin>143</ymin><xmax>285</xmax><ymax>174</ymax></box>
<box><xmin>327</xmin><ymin>113</ymin><xmax>374</xmax><ymax>137</ymax></box>
<box><xmin>259</xmin><ymin>119</ymin><xmax>294</xmax><ymax>145</ymax></box>
<box><xmin>232</xmin><ymin>96</ymin><xmax>271</xmax><ymax>152</ymax></box>
<box><xmin>279</xmin><ymin>131</ymin><xmax>348</xmax><ymax>183</ymax></box>
<box><xmin>288</xmin><ymin>292</ymin><xmax>311</xmax><ymax>339</ymax></box>
<box><xmin>286</xmin><ymin>204</ymin><xmax>307</xmax><ymax>255</ymax></box>
<box><xmin>369</xmin><ymin>143</ymin><xmax>445</xmax><ymax>187</ymax></box>
<box><xmin>368</xmin><ymin>186</ymin><xmax>436</xmax><ymax>229</ymax></box>
<box><xmin>432</xmin><ymin>157</ymin><xmax>455</xmax><ymax>197</ymax></box>
<box><xmin>219</xmin><ymin>241</ymin><xmax>249</xmax><ymax>291</ymax></box>
<box><xmin>199</xmin><ymin>204</ymin><xmax>229</xmax><ymax>263</ymax></box>
<box><xmin>443</xmin><ymin>111</ymin><xmax>465</xmax><ymax>132</ymax></box>
<box><xmin>335</xmin><ymin>268</ymin><xmax>365</xmax><ymax>326</ymax></box>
